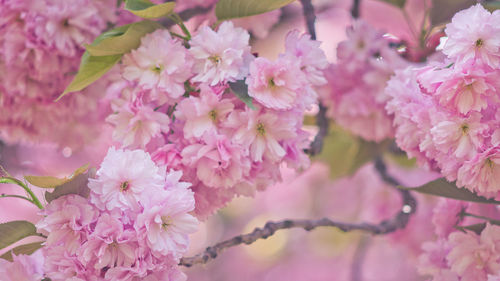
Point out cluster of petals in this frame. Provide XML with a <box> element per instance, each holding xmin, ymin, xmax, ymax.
<box><xmin>418</xmin><ymin>199</ymin><xmax>500</xmax><ymax>281</ymax></box>
<box><xmin>30</xmin><ymin>147</ymin><xmax>198</xmax><ymax>280</ymax></box>
<box><xmin>385</xmin><ymin>4</ymin><xmax>500</xmax><ymax>198</ymax></box>
<box><xmin>0</xmin><ymin>0</ymin><xmax>124</xmax><ymax>147</ymax></box>
<box><xmin>320</xmin><ymin>20</ymin><xmax>409</xmax><ymax>142</ymax></box>
<box><xmin>108</xmin><ymin>22</ymin><xmax>328</xmax><ymax>218</ymax></box>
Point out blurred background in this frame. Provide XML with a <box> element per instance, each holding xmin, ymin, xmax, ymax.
<box><xmin>0</xmin><ymin>0</ymin><xmax>480</xmax><ymax>280</ymax></box>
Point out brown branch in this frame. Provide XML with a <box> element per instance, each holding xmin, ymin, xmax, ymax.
<box><xmin>179</xmin><ymin>159</ymin><xmax>417</xmax><ymax>267</ymax></box>
<box><xmin>298</xmin><ymin>0</ymin><xmax>330</xmax><ymax>156</ymax></box>
<box><xmin>351</xmin><ymin>0</ymin><xmax>361</xmax><ymax>19</ymax></box>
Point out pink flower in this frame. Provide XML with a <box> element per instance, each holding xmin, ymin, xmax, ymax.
<box><xmin>78</xmin><ymin>213</ymin><xmax>137</xmax><ymax>270</ymax></box>
<box><xmin>123</xmin><ymin>30</ymin><xmax>193</xmax><ymax>99</ymax></box>
<box><xmin>135</xmin><ymin>185</ymin><xmax>198</xmax><ymax>259</ymax></box>
<box><xmin>283</xmin><ymin>30</ymin><xmax>328</xmax><ymax>86</ymax></box>
<box><xmin>36</xmin><ymin>195</ymin><xmax>98</xmax><ymax>254</ymax></box>
<box><xmin>457</xmin><ymin>147</ymin><xmax>500</xmax><ymax>197</ymax></box>
<box><xmin>181</xmin><ymin>132</ymin><xmax>250</xmax><ymax>188</ymax></box>
<box><xmin>447</xmin><ymin>223</ymin><xmax>500</xmax><ymax>281</ymax></box>
<box><xmin>418</xmin><ymin>64</ymin><xmax>498</xmax><ymax>115</ymax></box>
<box><xmin>175</xmin><ymin>85</ymin><xmax>234</xmax><ymax>139</ymax></box>
<box><xmin>89</xmin><ymin>147</ymin><xmax>166</xmax><ymax>212</ymax></box>
<box><xmin>0</xmin><ymin>251</ymin><xmax>44</xmax><ymax>281</ymax></box>
<box><xmin>418</xmin><ymin>239</ymin><xmax>458</xmax><ymax>281</ymax></box>
<box><xmin>246</xmin><ymin>57</ymin><xmax>304</xmax><ymax>110</ymax></box>
<box><xmin>432</xmin><ymin>199</ymin><xmax>468</xmax><ymax>238</ymax></box>
<box><xmin>190</xmin><ymin>21</ymin><xmax>253</xmax><ymax>85</ymax></box>
<box><xmin>430</xmin><ymin>112</ymin><xmax>488</xmax><ymax>159</ymax></box>
<box><xmin>27</xmin><ymin>0</ymin><xmax>108</xmax><ymax>57</ymax></box>
<box><xmin>443</xmin><ymin>4</ymin><xmax>500</xmax><ymax>68</ymax></box>
<box><xmin>106</xmin><ymin>96</ymin><xmax>170</xmax><ymax>148</ymax></box>
<box><xmin>228</xmin><ymin>108</ymin><xmax>296</xmax><ymax>162</ymax></box>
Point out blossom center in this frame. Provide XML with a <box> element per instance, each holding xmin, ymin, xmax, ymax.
<box><xmin>151</xmin><ymin>64</ymin><xmax>163</xmax><ymax>74</ymax></box>
<box><xmin>120</xmin><ymin>181</ymin><xmax>130</xmax><ymax>192</ymax></box>
<box><xmin>209</xmin><ymin>55</ymin><xmax>221</xmax><ymax>65</ymax></box>
<box><xmin>209</xmin><ymin>110</ymin><xmax>217</xmax><ymax>121</ymax></box>
<box><xmin>475</xmin><ymin>38</ymin><xmax>484</xmax><ymax>48</ymax></box>
<box><xmin>485</xmin><ymin>158</ymin><xmax>494</xmax><ymax>169</ymax></box>
<box><xmin>61</xmin><ymin>19</ymin><xmax>70</xmax><ymax>28</ymax></box>
<box><xmin>268</xmin><ymin>78</ymin><xmax>276</xmax><ymax>89</ymax></box>
<box><xmin>161</xmin><ymin>216</ymin><xmax>173</xmax><ymax>229</ymax></box>
<box><xmin>256</xmin><ymin>122</ymin><xmax>266</xmax><ymax>136</ymax></box>
<box><xmin>461</xmin><ymin>123</ymin><xmax>469</xmax><ymax>135</ymax></box>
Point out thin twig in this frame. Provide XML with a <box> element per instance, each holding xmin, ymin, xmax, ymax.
<box><xmin>351</xmin><ymin>0</ymin><xmax>361</xmax><ymax>19</ymax></box>
<box><xmin>298</xmin><ymin>0</ymin><xmax>330</xmax><ymax>156</ymax></box>
<box><xmin>179</xmin><ymin>159</ymin><xmax>417</xmax><ymax>267</ymax></box>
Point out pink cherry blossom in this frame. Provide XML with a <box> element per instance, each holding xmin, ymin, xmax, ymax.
<box><xmin>106</xmin><ymin>95</ymin><xmax>170</xmax><ymax>148</ymax></box>
<box><xmin>0</xmin><ymin>251</ymin><xmax>45</xmax><ymax>281</ymax></box>
<box><xmin>88</xmin><ymin>147</ymin><xmax>166</xmax><ymax>212</ymax></box>
<box><xmin>189</xmin><ymin>21</ymin><xmax>253</xmax><ymax>85</ymax></box>
<box><xmin>283</xmin><ymin>30</ymin><xmax>328</xmax><ymax>86</ymax></box>
<box><xmin>447</xmin><ymin>223</ymin><xmax>500</xmax><ymax>281</ymax></box>
<box><xmin>123</xmin><ymin>29</ymin><xmax>193</xmax><ymax>99</ymax></box>
<box><xmin>229</xmin><ymin>108</ymin><xmax>296</xmax><ymax>162</ymax></box>
<box><xmin>443</xmin><ymin>4</ymin><xmax>500</xmax><ymax>68</ymax></box>
<box><xmin>246</xmin><ymin>57</ymin><xmax>304</xmax><ymax>110</ymax></box>
<box><xmin>135</xmin><ymin>186</ymin><xmax>198</xmax><ymax>259</ymax></box>
<box><xmin>175</xmin><ymin>85</ymin><xmax>234</xmax><ymax>139</ymax></box>
<box><xmin>457</xmin><ymin>147</ymin><xmax>500</xmax><ymax>198</ymax></box>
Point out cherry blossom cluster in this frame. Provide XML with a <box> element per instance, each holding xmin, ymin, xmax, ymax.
<box><xmin>418</xmin><ymin>198</ymin><xmax>500</xmax><ymax>281</ymax></box>
<box><xmin>105</xmin><ymin>22</ymin><xmax>328</xmax><ymax>218</ymax></box>
<box><xmin>320</xmin><ymin>20</ymin><xmax>408</xmax><ymax>142</ymax></box>
<box><xmin>31</xmin><ymin>147</ymin><xmax>198</xmax><ymax>280</ymax></box>
<box><xmin>0</xmin><ymin>0</ymin><xmax>129</xmax><ymax>147</ymax></box>
<box><xmin>386</xmin><ymin>4</ymin><xmax>500</xmax><ymax>198</ymax></box>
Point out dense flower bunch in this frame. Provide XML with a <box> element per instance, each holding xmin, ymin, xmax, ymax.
<box><xmin>0</xmin><ymin>0</ymin><xmax>122</xmax><ymax>147</ymax></box>
<box><xmin>32</xmin><ymin>147</ymin><xmax>198</xmax><ymax>280</ymax></box>
<box><xmin>321</xmin><ymin>20</ymin><xmax>408</xmax><ymax>142</ymax></box>
<box><xmin>418</xmin><ymin>198</ymin><xmax>500</xmax><ymax>281</ymax></box>
<box><xmin>105</xmin><ymin>22</ymin><xmax>328</xmax><ymax>218</ymax></box>
<box><xmin>386</xmin><ymin>4</ymin><xmax>500</xmax><ymax>198</ymax></box>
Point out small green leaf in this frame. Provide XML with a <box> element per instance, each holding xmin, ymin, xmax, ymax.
<box><xmin>229</xmin><ymin>80</ymin><xmax>256</xmax><ymax>110</ymax></box>
<box><xmin>0</xmin><ymin>221</ymin><xmax>38</xmax><ymax>250</ymax></box>
<box><xmin>58</xmin><ymin>54</ymin><xmax>121</xmax><ymax>99</ymax></box>
<box><xmin>378</xmin><ymin>0</ymin><xmax>406</xmax><ymax>8</ymax></box>
<box><xmin>0</xmin><ymin>242</ymin><xmax>44</xmax><ymax>262</ymax></box>
<box><xmin>484</xmin><ymin>1</ymin><xmax>500</xmax><ymax>11</ymax></box>
<box><xmin>216</xmin><ymin>0</ymin><xmax>295</xmax><ymax>20</ymax></box>
<box><xmin>44</xmin><ymin>168</ymin><xmax>94</xmax><ymax>203</ymax></box>
<box><xmin>314</xmin><ymin>126</ymin><xmax>387</xmax><ymax>179</ymax></box>
<box><xmin>24</xmin><ymin>164</ymin><xmax>89</xmax><ymax>189</ymax></box>
<box><xmin>86</xmin><ymin>21</ymin><xmax>162</xmax><ymax>56</ymax></box>
<box><xmin>400</xmin><ymin>178</ymin><xmax>500</xmax><ymax>204</ymax></box>
<box><xmin>125</xmin><ymin>0</ymin><xmax>175</xmax><ymax>19</ymax></box>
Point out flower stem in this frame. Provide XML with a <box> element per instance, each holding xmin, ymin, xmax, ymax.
<box><xmin>0</xmin><ymin>177</ymin><xmax>44</xmax><ymax>209</ymax></box>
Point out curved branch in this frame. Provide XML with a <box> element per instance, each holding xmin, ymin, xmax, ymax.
<box><xmin>179</xmin><ymin>159</ymin><xmax>417</xmax><ymax>267</ymax></box>
<box><xmin>298</xmin><ymin>0</ymin><xmax>330</xmax><ymax>156</ymax></box>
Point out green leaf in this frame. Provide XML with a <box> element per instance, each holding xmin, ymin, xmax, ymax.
<box><xmin>86</xmin><ymin>21</ymin><xmax>162</xmax><ymax>56</ymax></box>
<box><xmin>0</xmin><ymin>221</ymin><xmax>38</xmax><ymax>250</ymax></box>
<box><xmin>400</xmin><ymin>178</ymin><xmax>500</xmax><ymax>204</ymax></box>
<box><xmin>0</xmin><ymin>242</ymin><xmax>44</xmax><ymax>262</ymax></box>
<box><xmin>378</xmin><ymin>0</ymin><xmax>406</xmax><ymax>8</ymax></box>
<box><xmin>24</xmin><ymin>164</ymin><xmax>89</xmax><ymax>189</ymax></box>
<box><xmin>216</xmin><ymin>0</ymin><xmax>295</xmax><ymax>20</ymax></box>
<box><xmin>125</xmin><ymin>0</ymin><xmax>175</xmax><ymax>19</ymax></box>
<box><xmin>44</xmin><ymin>168</ymin><xmax>94</xmax><ymax>203</ymax></box>
<box><xmin>314</xmin><ymin>126</ymin><xmax>387</xmax><ymax>179</ymax></box>
<box><xmin>228</xmin><ymin>80</ymin><xmax>256</xmax><ymax>110</ymax></box>
<box><xmin>58</xmin><ymin>54</ymin><xmax>121</xmax><ymax>99</ymax></box>
<box><xmin>484</xmin><ymin>1</ymin><xmax>500</xmax><ymax>11</ymax></box>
